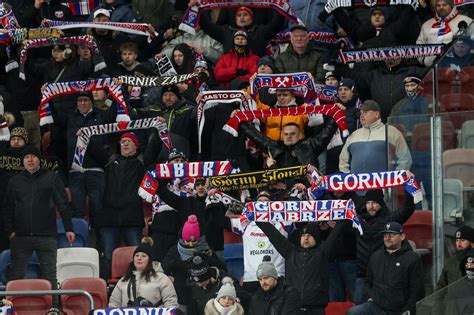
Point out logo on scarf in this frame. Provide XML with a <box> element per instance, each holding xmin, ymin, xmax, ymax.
<box><xmin>71</xmin><ymin>81</ymin><xmax>95</xmax><ymax>92</ymax></box>
<box><xmin>275</xmin><ymin>76</ymin><xmax>290</xmax><ymax>87</ymax></box>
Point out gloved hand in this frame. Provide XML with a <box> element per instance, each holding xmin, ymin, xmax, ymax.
<box><xmin>236</xmin><ymin>68</ymin><xmax>249</xmax><ymax>76</ymax></box>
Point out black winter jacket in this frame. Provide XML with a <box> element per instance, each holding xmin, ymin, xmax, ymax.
<box><xmin>240</xmin><ymin>118</ymin><xmax>338</xmax><ymax>168</ymax></box>
<box><xmin>257</xmin><ymin>221</ymin><xmax>347</xmax><ymax>307</ymax></box>
<box><xmin>95</xmin><ymin>153</ymin><xmax>146</xmax><ymax>228</ymax></box>
<box><xmin>3</xmin><ymin>168</ymin><xmax>72</xmax><ymax>237</ymax></box>
<box><xmin>355</xmin><ymin>192</ymin><xmax>415</xmax><ymax>277</ymax></box>
<box><xmin>365</xmin><ymin>241</ymin><xmax>425</xmax><ymax>314</ymax></box>
<box><xmin>199</xmin><ymin>10</ymin><xmax>285</xmax><ymax>57</ymax></box>
<box><xmin>249</xmin><ymin>277</ymin><xmax>302</xmax><ymax>315</ymax></box>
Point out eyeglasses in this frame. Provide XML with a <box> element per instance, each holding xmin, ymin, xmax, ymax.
<box><xmin>120</xmin><ymin>140</ymin><xmax>133</xmax><ymax>145</ymax></box>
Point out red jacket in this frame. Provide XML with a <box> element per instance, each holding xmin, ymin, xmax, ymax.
<box><xmin>214</xmin><ymin>50</ymin><xmax>259</xmax><ymax>88</ymax></box>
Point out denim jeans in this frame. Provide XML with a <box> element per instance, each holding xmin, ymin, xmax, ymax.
<box><xmin>354</xmin><ymin>277</ymin><xmax>366</xmax><ymax>305</ymax></box>
<box><xmin>100</xmin><ymin>227</ymin><xmax>142</xmax><ymax>279</ymax></box>
<box><xmin>328</xmin><ymin>260</ymin><xmax>357</xmax><ymax>302</ymax></box>
<box><xmin>347</xmin><ymin>301</ymin><xmax>386</xmax><ymax>315</ymax></box>
<box><xmin>69</xmin><ymin>171</ymin><xmax>105</xmax><ymax>224</ymax></box>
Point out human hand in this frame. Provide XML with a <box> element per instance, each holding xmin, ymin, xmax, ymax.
<box><xmin>66</xmin><ymin>232</ymin><xmax>76</xmax><ymax>244</ymax></box>
<box><xmin>8</xmin><ymin>232</ymin><xmax>15</xmax><ymax>240</ymax></box>
<box><xmin>154</xmin><ymin>53</ymin><xmax>164</xmax><ymax>61</ymax></box>
<box><xmin>35</xmin><ymin>0</ymin><xmax>45</xmax><ymax>9</ymax></box>
<box><xmin>164</xmin><ymin>28</ymin><xmax>176</xmax><ymax>40</ymax></box>
<box><xmin>230</xmin><ymin>110</ymin><xmax>239</xmax><ymax>118</ymax></box>
<box><xmin>236</xmin><ymin>68</ymin><xmax>249</xmax><ymax>77</ymax></box>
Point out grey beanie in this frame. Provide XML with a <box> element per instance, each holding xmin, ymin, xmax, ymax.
<box><xmin>437</xmin><ymin>0</ymin><xmax>454</xmax><ymax>8</ymax></box>
<box><xmin>256</xmin><ymin>255</ymin><xmax>278</xmax><ymax>279</ymax></box>
<box><xmin>216</xmin><ymin>277</ymin><xmax>237</xmax><ymax>300</ymax></box>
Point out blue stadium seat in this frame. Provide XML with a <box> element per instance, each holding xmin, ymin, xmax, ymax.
<box><xmin>56</xmin><ymin>218</ymin><xmax>89</xmax><ymax>248</ymax></box>
<box><xmin>0</xmin><ymin>250</ymin><xmax>41</xmax><ymax>284</ymax></box>
<box><xmin>224</xmin><ymin>243</ymin><xmax>244</xmax><ymax>280</ymax></box>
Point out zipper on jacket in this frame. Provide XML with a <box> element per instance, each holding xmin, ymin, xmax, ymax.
<box><xmin>30</xmin><ymin>175</ymin><xmax>35</xmax><ymax>235</ymax></box>
<box><xmin>167</xmin><ymin>108</ymin><xmax>175</xmax><ymax>131</ymax></box>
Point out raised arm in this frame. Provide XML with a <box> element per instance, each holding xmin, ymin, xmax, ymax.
<box><xmin>256</xmin><ymin>222</ymin><xmax>293</xmax><ymax>258</ymax></box>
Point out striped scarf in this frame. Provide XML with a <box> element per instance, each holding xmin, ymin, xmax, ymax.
<box><xmin>72</xmin><ymin>117</ymin><xmax>172</xmax><ymax>171</ymax></box>
<box><xmin>179</xmin><ymin>0</ymin><xmax>303</xmax><ymax>34</ymax></box>
<box><xmin>0</xmin><ymin>3</ymin><xmax>20</xmax><ymax>29</ymax></box>
<box><xmin>139</xmin><ymin>161</ymin><xmax>240</xmax><ymax>202</ymax></box>
<box><xmin>39</xmin><ymin>78</ymin><xmax>129</xmax><ymax>126</ymax></box>
<box><xmin>242</xmin><ymin>200</ymin><xmax>363</xmax><ymax>234</ymax></box>
<box><xmin>19</xmin><ymin>35</ymin><xmax>105</xmax><ymax>80</ymax></box>
<box><xmin>308</xmin><ymin>170</ymin><xmax>423</xmax><ymax>204</ymax></box>
<box><xmin>251</xmin><ymin>72</ymin><xmax>317</xmax><ymax>103</ymax></box>
<box><xmin>432</xmin><ymin>9</ymin><xmax>459</xmax><ymax>37</ymax></box>
<box><xmin>223</xmin><ymin>104</ymin><xmax>349</xmax><ymax>137</ymax></box>
<box><xmin>90</xmin><ymin>308</ymin><xmax>176</xmax><ymax>315</ymax></box>
<box><xmin>118</xmin><ymin>73</ymin><xmax>197</xmax><ymax>87</ymax></box>
<box><xmin>337</xmin><ymin>45</ymin><xmax>445</xmax><ymax>64</ymax></box>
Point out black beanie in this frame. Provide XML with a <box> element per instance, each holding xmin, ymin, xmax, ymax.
<box><xmin>22</xmin><ymin>145</ymin><xmax>41</xmax><ymax>159</ymax></box>
<box><xmin>133</xmin><ymin>243</ymin><xmax>153</xmax><ymax>258</ymax></box>
<box><xmin>162</xmin><ymin>85</ymin><xmax>180</xmax><ymax>98</ymax></box>
<box><xmin>456</xmin><ymin>226</ymin><xmax>474</xmax><ymax>243</ymax></box>
<box><xmin>365</xmin><ymin>189</ymin><xmax>385</xmax><ymax>205</ymax></box>
<box><xmin>300</xmin><ymin>223</ymin><xmax>320</xmax><ymax>242</ymax></box>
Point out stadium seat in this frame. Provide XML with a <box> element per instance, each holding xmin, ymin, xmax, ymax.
<box><xmin>461</xmin><ymin>120</ymin><xmax>474</xmax><ymax>148</ymax></box>
<box><xmin>325</xmin><ymin>302</ymin><xmax>355</xmax><ymax>315</ymax></box>
<box><xmin>108</xmin><ymin>246</ymin><xmax>136</xmax><ymax>285</ymax></box>
<box><xmin>412</xmin><ymin>121</ymin><xmax>456</xmax><ymax>152</ymax></box>
<box><xmin>461</xmin><ymin>66</ymin><xmax>474</xmax><ymax>94</ymax></box>
<box><xmin>224</xmin><ymin>230</ymin><xmax>242</xmax><ymax>244</ymax></box>
<box><xmin>403</xmin><ymin>210</ymin><xmax>433</xmax><ymax>253</ymax></box>
<box><xmin>61</xmin><ymin>277</ymin><xmax>108</xmax><ymax>314</ymax></box>
<box><xmin>443</xmin><ymin>179</ymin><xmax>464</xmax><ymax>223</ymax></box>
<box><xmin>0</xmin><ymin>250</ymin><xmax>41</xmax><ymax>284</ymax></box>
<box><xmin>57</xmin><ymin>248</ymin><xmax>100</xmax><ymax>285</ymax></box>
<box><xmin>443</xmin><ymin>149</ymin><xmax>474</xmax><ymax>187</ymax></box>
<box><xmin>224</xmin><ymin>243</ymin><xmax>244</xmax><ymax>280</ymax></box>
<box><xmin>56</xmin><ymin>218</ymin><xmax>89</xmax><ymax>248</ymax></box>
<box><xmin>440</xmin><ymin>93</ymin><xmax>474</xmax><ymax>112</ymax></box>
<box><xmin>422</xmin><ymin>67</ymin><xmax>455</xmax><ymax>97</ymax></box>
<box><xmin>6</xmin><ymin>279</ymin><xmax>52</xmax><ymax>315</ymax></box>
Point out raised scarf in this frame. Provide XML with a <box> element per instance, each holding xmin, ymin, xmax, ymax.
<box><xmin>90</xmin><ymin>308</ymin><xmax>176</xmax><ymax>315</ymax></box>
<box><xmin>308</xmin><ymin>170</ymin><xmax>423</xmax><ymax>204</ymax></box>
<box><xmin>19</xmin><ymin>35</ymin><xmax>106</xmax><ymax>80</ymax></box>
<box><xmin>197</xmin><ymin>90</ymin><xmax>256</xmax><ymax>153</ymax></box>
<box><xmin>139</xmin><ymin>162</ymin><xmax>240</xmax><ymax>202</ymax></box>
<box><xmin>251</xmin><ymin>72</ymin><xmax>317</xmax><ymax>103</ymax></box>
<box><xmin>242</xmin><ymin>200</ymin><xmax>363</xmax><ymax>234</ymax></box>
<box><xmin>0</xmin><ymin>28</ymin><xmax>61</xmax><ymax>46</ymax></box>
<box><xmin>72</xmin><ymin>117</ymin><xmax>172</xmax><ymax>171</ymax></box>
<box><xmin>39</xmin><ymin>78</ymin><xmax>129</xmax><ymax>126</ymax></box>
<box><xmin>205</xmin><ymin>191</ymin><xmax>244</xmax><ymax>213</ymax></box>
<box><xmin>337</xmin><ymin>45</ymin><xmax>445</xmax><ymax>64</ymax></box>
<box><xmin>273</xmin><ymin>30</ymin><xmax>355</xmax><ymax>49</ymax></box>
<box><xmin>209</xmin><ymin>165</ymin><xmax>307</xmax><ymax>191</ymax></box>
<box><xmin>0</xmin><ymin>120</ymin><xmax>10</xmax><ymax>141</ymax></box>
<box><xmin>118</xmin><ymin>73</ymin><xmax>197</xmax><ymax>87</ymax></box>
<box><xmin>432</xmin><ymin>9</ymin><xmax>459</xmax><ymax>37</ymax></box>
<box><xmin>179</xmin><ymin>0</ymin><xmax>304</xmax><ymax>34</ymax></box>
<box><xmin>322</xmin><ymin>0</ymin><xmax>418</xmax><ymax>19</ymax></box>
<box><xmin>0</xmin><ymin>3</ymin><xmax>20</xmax><ymax>29</ymax></box>
<box><xmin>41</xmin><ymin>19</ymin><xmax>158</xmax><ymax>40</ymax></box>
<box><xmin>156</xmin><ymin>55</ymin><xmax>178</xmax><ymax>76</ymax></box>
<box><xmin>223</xmin><ymin>104</ymin><xmax>349</xmax><ymax>137</ymax></box>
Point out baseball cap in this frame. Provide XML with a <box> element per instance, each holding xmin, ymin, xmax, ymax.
<box><xmin>93</xmin><ymin>8</ymin><xmax>110</xmax><ymax>19</ymax></box>
<box><xmin>360</xmin><ymin>100</ymin><xmax>381</xmax><ymax>112</ymax></box>
<box><xmin>381</xmin><ymin>222</ymin><xmax>404</xmax><ymax>234</ymax></box>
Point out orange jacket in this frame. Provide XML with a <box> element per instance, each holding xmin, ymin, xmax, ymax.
<box><xmin>260</xmin><ymin>103</ymin><xmax>309</xmax><ymax>141</ymax></box>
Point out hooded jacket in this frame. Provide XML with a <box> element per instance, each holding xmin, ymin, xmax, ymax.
<box><xmin>275</xmin><ymin>44</ymin><xmax>326</xmax><ymax>83</ymax></box>
<box><xmin>109</xmin><ymin>261</ymin><xmax>178</xmax><ymax>308</ymax></box>
<box><xmin>256</xmin><ymin>221</ymin><xmax>347</xmax><ymax>307</ymax></box>
<box><xmin>248</xmin><ymin>277</ymin><xmax>301</xmax><ymax>315</ymax></box>
<box><xmin>354</xmin><ymin>192</ymin><xmax>415</xmax><ymax>277</ymax></box>
<box><xmin>365</xmin><ymin>241</ymin><xmax>425</xmax><ymax>314</ymax></box>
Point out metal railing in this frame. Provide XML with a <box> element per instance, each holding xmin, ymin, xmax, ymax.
<box><xmin>0</xmin><ymin>289</ymin><xmax>95</xmax><ymax>311</ymax></box>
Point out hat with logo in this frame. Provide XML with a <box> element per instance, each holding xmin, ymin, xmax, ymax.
<box><xmin>190</xmin><ymin>255</ymin><xmax>212</xmax><ymax>282</ymax></box>
<box><xmin>381</xmin><ymin>221</ymin><xmax>404</xmax><ymax>234</ymax></box>
<box><xmin>338</xmin><ymin>78</ymin><xmax>356</xmax><ymax>91</ymax></box>
<box><xmin>93</xmin><ymin>8</ymin><xmax>110</xmax><ymax>19</ymax></box>
<box><xmin>456</xmin><ymin>226</ymin><xmax>474</xmax><ymax>243</ymax></box>
<box><xmin>167</xmin><ymin>148</ymin><xmax>187</xmax><ymax>162</ymax></box>
<box><xmin>162</xmin><ymin>85</ymin><xmax>180</xmax><ymax>98</ymax></box>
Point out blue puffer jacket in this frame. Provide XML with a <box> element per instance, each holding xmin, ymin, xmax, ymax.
<box><xmin>97</xmin><ymin>0</ymin><xmax>136</xmax><ymax>22</ymax></box>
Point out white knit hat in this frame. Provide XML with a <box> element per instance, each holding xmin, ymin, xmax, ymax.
<box><xmin>216</xmin><ymin>277</ymin><xmax>236</xmax><ymax>300</ymax></box>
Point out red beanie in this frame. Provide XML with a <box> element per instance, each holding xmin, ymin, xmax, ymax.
<box><xmin>120</xmin><ymin>132</ymin><xmax>139</xmax><ymax>148</ymax></box>
<box><xmin>182</xmin><ymin>215</ymin><xmax>200</xmax><ymax>241</ymax></box>
<box><xmin>236</xmin><ymin>6</ymin><xmax>254</xmax><ymax>20</ymax></box>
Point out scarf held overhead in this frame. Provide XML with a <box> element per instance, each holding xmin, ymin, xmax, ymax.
<box><xmin>118</xmin><ymin>73</ymin><xmax>197</xmax><ymax>87</ymax></box>
<box><xmin>138</xmin><ymin>161</ymin><xmax>241</xmax><ymax>202</ymax></box>
<box><xmin>0</xmin><ymin>3</ymin><xmax>20</xmax><ymax>29</ymax></box>
<box><xmin>90</xmin><ymin>308</ymin><xmax>177</xmax><ymax>315</ymax></box>
<box><xmin>0</xmin><ymin>28</ymin><xmax>61</xmax><ymax>46</ymax></box>
<box><xmin>272</xmin><ymin>31</ymin><xmax>355</xmax><ymax>49</ymax></box>
<box><xmin>197</xmin><ymin>90</ymin><xmax>256</xmax><ymax>153</ymax></box>
<box><xmin>242</xmin><ymin>200</ymin><xmax>362</xmax><ymax>234</ymax></box>
<box><xmin>179</xmin><ymin>0</ymin><xmax>304</xmax><ymax>34</ymax></box>
<box><xmin>72</xmin><ymin>117</ymin><xmax>173</xmax><ymax>171</ymax></box>
<box><xmin>19</xmin><ymin>35</ymin><xmax>106</xmax><ymax>80</ymax></box>
<box><xmin>223</xmin><ymin>104</ymin><xmax>349</xmax><ymax>137</ymax></box>
<box><xmin>251</xmin><ymin>72</ymin><xmax>317</xmax><ymax>103</ymax></box>
<box><xmin>39</xmin><ymin>78</ymin><xmax>129</xmax><ymax>126</ymax></box>
<box><xmin>309</xmin><ymin>170</ymin><xmax>423</xmax><ymax>204</ymax></box>
<box><xmin>322</xmin><ymin>0</ymin><xmax>419</xmax><ymax>19</ymax></box>
<box><xmin>337</xmin><ymin>45</ymin><xmax>445</xmax><ymax>64</ymax></box>
<box><xmin>209</xmin><ymin>165</ymin><xmax>307</xmax><ymax>191</ymax></box>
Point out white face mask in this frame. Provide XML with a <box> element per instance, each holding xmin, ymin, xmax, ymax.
<box><xmin>466</xmin><ymin>270</ymin><xmax>474</xmax><ymax>280</ymax></box>
<box><xmin>405</xmin><ymin>86</ymin><xmax>418</xmax><ymax>98</ymax></box>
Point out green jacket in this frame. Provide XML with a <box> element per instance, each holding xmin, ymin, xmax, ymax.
<box><xmin>437</xmin><ymin>251</ymin><xmax>466</xmax><ymax>289</ymax></box>
<box><xmin>275</xmin><ymin>44</ymin><xmax>326</xmax><ymax>83</ymax></box>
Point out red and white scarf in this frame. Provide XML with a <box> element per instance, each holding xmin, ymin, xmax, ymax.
<box><xmin>223</xmin><ymin>104</ymin><xmax>349</xmax><ymax>137</ymax></box>
<box><xmin>432</xmin><ymin>8</ymin><xmax>459</xmax><ymax>37</ymax></box>
<box><xmin>39</xmin><ymin>78</ymin><xmax>129</xmax><ymax>126</ymax></box>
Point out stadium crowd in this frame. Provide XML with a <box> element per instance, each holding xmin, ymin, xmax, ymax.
<box><xmin>1</xmin><ymin>0</ymin><xmax>474</xmax><ymax>314</ymax></box>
